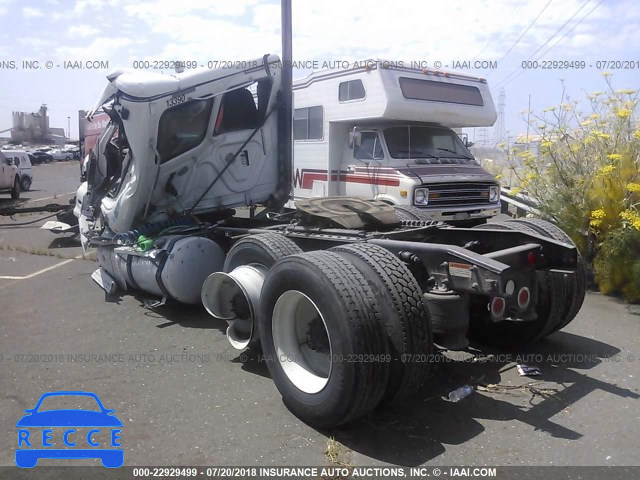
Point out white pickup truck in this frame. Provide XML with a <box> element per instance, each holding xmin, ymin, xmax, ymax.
<box><xmin>292</xmin><ymin>62</ymin><xmax>501</xmax><ymax>224</ymax></box>
<box><xmin>0</xmin><ymin>151</ymin><xmax>21</xmax><ymax>199</ymax></box>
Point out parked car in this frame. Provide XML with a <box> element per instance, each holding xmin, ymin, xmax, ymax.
<box><xmin>51</xmin><ymin>149</ymin><xmax>74</xmax><ymax>161</ymax></box>
<box><xmin>0</xmin><ymin>151</ymin><xmax>21</xmax><ymax>199</ymax></box>
<box><xmin>29</xmin><ymin>151</ymin><xmax>53</xmax><ymax>164</ymax></box>
<box><xmin>63</xmin><ymin>147</ymin><xmax>81</xmax><ymax>160</ymax></box>
<box><xmin>3</xmin><ymin>150</ymin><xmax>33</xmax><ymax>190</ymax></box>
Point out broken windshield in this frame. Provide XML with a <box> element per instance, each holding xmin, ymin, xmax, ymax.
<box><xmin>384</xmin><ymin>126</ymin><xmax>473</xmax><ymax>161</ymax></box>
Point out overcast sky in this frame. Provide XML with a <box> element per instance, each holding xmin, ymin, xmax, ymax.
<box><xmin>0</xmin><ymin>0</ymin><xmax>638</xmax><ymax>142</ymax></box>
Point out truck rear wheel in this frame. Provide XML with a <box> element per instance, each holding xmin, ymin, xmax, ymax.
<box><xmin>11</xmin><ymin>177</ymin><xmax>20</xmax><ymax>199</ymax></box>
<box><xmin>223</xmin><ymin>233</ymin><xmax>302</xmax><ymax>272</ymax></box>
<box><xmin>258</xmin><ymin>251</ymin><xmax>390</xmax><ymax>427</ymax></box>
<box><xmin>331</xmin><ymin>242</ymin><xmax>433</xmax><ymax>403</ymax></box>
<box><xmin>468</xmin><ymin>221</ymin><xmax>568</xmax><ymax>346</ymax></box>
<box><xmin>507</xmin><ymin>218</ymin><xmax>586</xmax><ymax>332</ymax></box>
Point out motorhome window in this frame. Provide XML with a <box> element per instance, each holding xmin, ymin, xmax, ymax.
<box><xmin>354</xmin><ymin>132</ymin><xmax>384</xmax><ymax>160</ymax></box>
<box><xmin>384</xmin><ymin>126</ymin><xmax>472</xmax><ymax>159</ymax></box>
<box><xmin>157</xmin><ymin>98</ymin><xmax>214</xmax><ymax>163</ymax></box>
<box><xmin>339</xmin><ymin>80</ymin><xmax>365</xmax><ymax>101</ymax></box>
<box><xmin>399</xmin><ymin>77</ymin><xmax>484</xmax><ymax>106</ymax></box>
<box><xmin>293</xmin><ymin>106</ymin><xmax>323</xmax><ymax>140</ymax></box>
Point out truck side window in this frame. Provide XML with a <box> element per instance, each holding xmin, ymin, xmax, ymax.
<box><xmin>214</xmin><ymin>88</ymin><xmax>258</xmax><ymax>134</ymax></box>
<box><xmin>157</xmin><ymin>98</ymin><xmax>214</xmax><ymax>164</ymax></box>
<box><xmin>339</xmin><ymin>80</ymin><xmax>365</xmax><ymax>101</ymax></box>
<box><xmin>354</xmin><ymin>132</ymin><xmax>384</xmax><ymax>160</ymax></box>
<box><xmin>293</xmin><ymin>106</ymin><xmax>323</xmax><ymax>140</ymax></box>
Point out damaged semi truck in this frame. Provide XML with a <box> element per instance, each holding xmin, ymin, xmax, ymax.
<box><xmin>76</xmin><ymin>1</ymin><xmax>585</xmax><ymax>427</ymax></box>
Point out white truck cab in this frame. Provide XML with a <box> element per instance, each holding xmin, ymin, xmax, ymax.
<box><xmin>292</xmin><ymin>62</ymin><xmax>501</xmax><ymax>223</ymax></box>
<box><xmin>78</xmin><ymin>56</ymin><xmax>285</xmax><ymax>237</ymax></box>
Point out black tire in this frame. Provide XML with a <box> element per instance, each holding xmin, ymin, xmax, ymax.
<box><xmin>468</xmin><ymin>221</ymin><xmax>568</xmax><ymax>346</ymax></box>
<box><xmin>223</xmin><ymin>233</ymin><xmax>302</xmax><ymax>272</ymax></box>
<box><xmin>65</xmin><ymin>156</ymin><xmax>71</xmax><ymax>161</ymax></box>
<box><xmin>331</xmin><ymin>242</ymin><xmax>433</xmax><ymax>403</ymax></box>
<box><xmin>394</xmin><ymin>205</ymin><xmax>436</xmax><ymax>223</ymax></box>
<box><xmin>11</xmin><ymin>177</ymin><xmax>20</xmax><ymax>199</ymax></box>
<box><xmin>258</xmin><ymin>251</ymin><xmax>390</xmax><ymax>428</ymax></box>
<box><xmin>20</xmin><ymin>176</ymin><xmax>31</xmax><ymax>191</ymax></box>
<box><xmin>508</xmin><ymin>218</ymin><xmax>586</xmax><ymax>332</ymax></box>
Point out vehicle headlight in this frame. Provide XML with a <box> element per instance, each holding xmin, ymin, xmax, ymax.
<box><xmin>414</xmin><ymin>188</ymin><xmax>429</xmax><ymax>205</ymax></box>
<box><xmin>489</xmin><ymin>185</ymin><xmax>500</xmax><ymax>203</ymax></box>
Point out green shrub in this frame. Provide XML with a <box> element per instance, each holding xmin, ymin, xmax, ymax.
<box><xmin>593</xmin><ymin>227</ymin><xmax>640</xmax><ymax>303</ymax></box>
<box><xmin>504</xmin><ymin>75</ymin><xmax>640</xmax><ymax>302</ymax></box>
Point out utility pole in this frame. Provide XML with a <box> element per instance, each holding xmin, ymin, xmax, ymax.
<box><xmin>494</xmin><ymin>87</ymin><xmax>506</xmax><ymax>146</ymax></box>
<box><xmin>526</xmin><ymin>94</ymin><xmax>531</xmax><ymax>149</ymax></box>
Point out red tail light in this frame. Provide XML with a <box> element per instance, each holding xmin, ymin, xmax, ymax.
<box><xmin>517</xmin><ymin>287</ymin><xmax>531</xmax><ymax>309</ymax></box>
<box><xmin>490</xmin><ymin>296</ymin><xmax>506</xmax><ymax>319</ymax></box>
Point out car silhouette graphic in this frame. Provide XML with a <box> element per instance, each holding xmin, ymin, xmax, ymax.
<box><xmin>15</xmin><ymin>391</ymin><xmax>123</xmax><ymax>468</ymax></box>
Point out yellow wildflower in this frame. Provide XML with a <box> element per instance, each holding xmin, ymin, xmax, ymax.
<box><xmin>627</xmin><ymin>183</ymin><xmax>640</xmax><ymax>193</ymax></box>
<box><xmin>634</xmin><ymin>130</ymin><xmax>640</xmax><ymax>140</ymax></box>
<box><xmin>615</xmin><ymin>108</ymin><xmax>632</xmax><ymax>119</ymax></box>
<box><xmin>620</xmin><ymin>210</ymin><xmax>640</xmax><ymax>231</ymax></box>
<box><xmin>597</xmin><ymin>165</ymin><xmax>616</xmax><ymax>176</ymax></box>
<box><xmin>591</xmin><ymin>131</ymin><xmax>611</xmax><ymax>139</ymax></box>
<box><xmin>589</xmin><ymin>219</ymin><xmax>602</xmax><ymax>227</ymax></box>
<box><xmin>591</xmin><ymin>209</ymin><xmax>606</xmax><ymax>219</ymax></box>
<box><xmin>607</xmin><ymin>153</ymin><xmax>622</xmax><ymax>161</ymax></box>
<box><xmin>601</xmin><ymin>71</ymin><xmax>613</xmax><ymax>77</ymax></box>
<box><xmin>540</xmin><ymin>141</ymin><xmax>553</xmax><ymax>148</ymax></box>
<box><xmin>616</xmin><ymin>89</ymin><xmax>637</xmax><ymax>95</ymax></box>
<box><xmin>543</xmin><ymin>106</ymin><xmax>557</xmax><ymax>113</ymax></box>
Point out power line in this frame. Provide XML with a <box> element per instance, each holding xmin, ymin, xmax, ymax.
<box><xmin>494</xmin><ymin>0</ymin><xmax>593</xmax><ymax>88</ymax></box>
<box><xmin>494</xmin><ymin>0</ymin><xmax>603</xmax><ymax>90</ymax></box>
<box><xmin>473</xmin><ymin>0</ymin><xmax>527</xmax><ymax>58</ymax></box>
<box><xmin>497</xmin><ymin>0</ymin><xmax>554</xmax><ymax>64</ymax></box>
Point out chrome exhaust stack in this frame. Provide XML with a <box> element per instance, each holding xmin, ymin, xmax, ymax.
<box><xmin>201</xmin><ymin>265</ymin><xmax>267</xmax><ymax>350</ymax></box>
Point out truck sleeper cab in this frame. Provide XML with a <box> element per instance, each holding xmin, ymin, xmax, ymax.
<box><xmin>292</xmin><ymin>62</ymin><xmax>500</xmax><ymax>223</ymax></box>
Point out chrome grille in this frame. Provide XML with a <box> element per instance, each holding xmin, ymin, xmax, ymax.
<box><xmin>425</xmin><ymin>182</ymin><xmax>496</xmax><ymax>207</ymax></box>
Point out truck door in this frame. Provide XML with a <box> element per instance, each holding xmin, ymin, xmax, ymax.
<box><xmin>210</xmin><ymin>87</ymin><xmax>268</xmax><ymax>193</ymax></box>
<box><xmin>152</xmin><ymin>82</ymin><xmax>272</xmax><ymax>212</ymax></box>
<box><xmin>345</xmin><ymin>131</ymin><xmax>386</xmax><ymax>199</ymax></box>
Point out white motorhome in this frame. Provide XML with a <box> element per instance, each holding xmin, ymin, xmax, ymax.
<box><xmin>292</xmin><ymin>62</ymin><xmax>501</xmax><ymax>223</ymax></box>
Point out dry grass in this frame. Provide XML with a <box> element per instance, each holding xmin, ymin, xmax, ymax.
<box><xmin>322</xmin><ymin>437</ymin><xmax>354</xmax><ymax>480</ymax></box>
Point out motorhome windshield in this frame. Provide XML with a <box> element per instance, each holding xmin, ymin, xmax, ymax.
<box><xmin>384</xmin><ymin>126</ymin><xmax>473</xmax><ymax>161</ymax></box>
